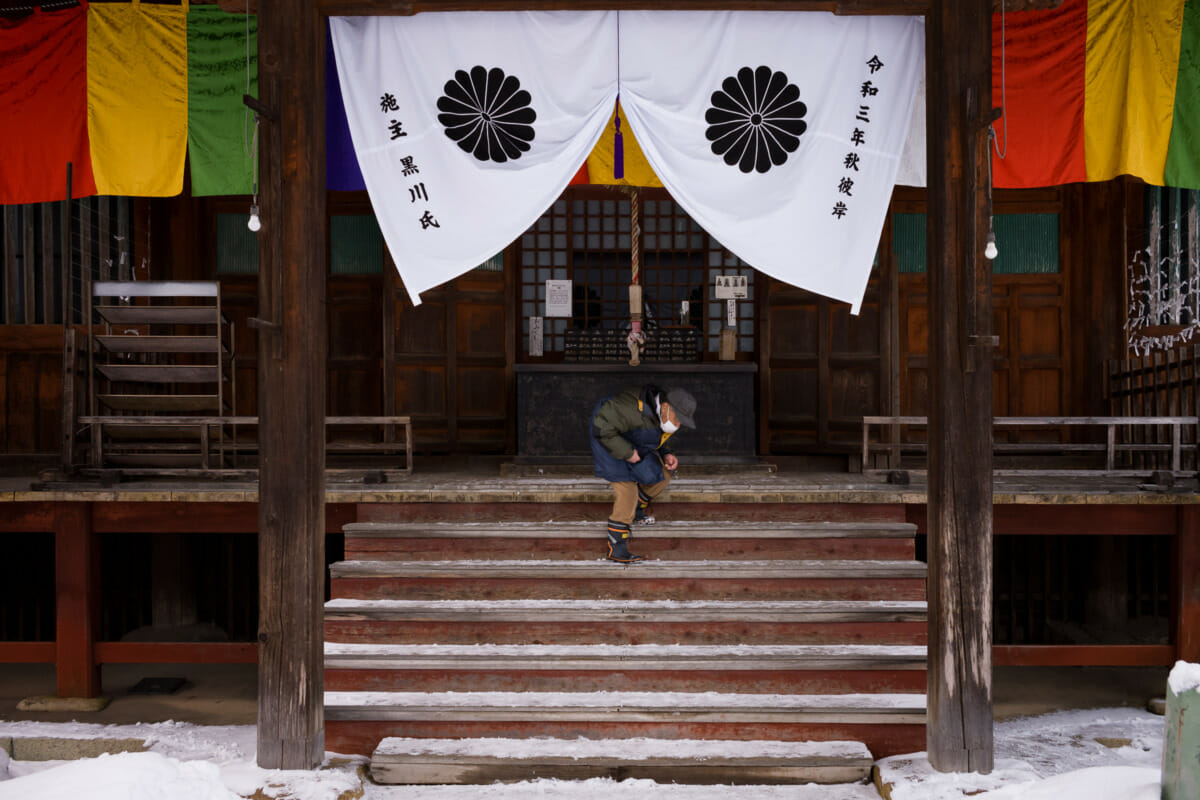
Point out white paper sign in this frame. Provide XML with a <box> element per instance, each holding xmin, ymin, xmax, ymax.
<box><xmin>726</xmin><ymin>298</ymin><xmax>737</xmax><ymax>327</ymax></box>
<box><xmin>714</xmin><ymin>275</ymin><xmax>748</xmax><ymax>299</ymax></box>
<box><xmin>529</xmin><ymin>316</ymin><xmax>544</xmax><ymax>356</ymax></box>
<box><xmin>546</xmin><ymin>280</ymin><xmax>572</xmax><ymax>318</ymax></box>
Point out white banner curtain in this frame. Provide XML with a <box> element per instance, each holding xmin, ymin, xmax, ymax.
<box><xmin>618</xmin><ymin>12</ymin><xmax>924</xmax><ymax>312</ymax></box>
<box><xmin>330</xmin><ymin>12</ymin><xmax>618</xmax><ymax>304</ymax></box>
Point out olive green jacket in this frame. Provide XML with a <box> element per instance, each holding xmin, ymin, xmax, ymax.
<box><xmin>590</xmin><ymin>385</ymin><xmax>674</xmax><ymax>463</ymax></box>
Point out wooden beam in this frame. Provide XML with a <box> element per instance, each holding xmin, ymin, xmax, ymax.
<box><xmin>55</xmin><ymin>503</ymin><xmax>99</xmax><ymax>698</ymax></box>
<box><xmin>993</xmin><ymin>645</ymin><xmax>1175</xmax><ymax>667</ymax></box>
<box><xmin>924</xmin><ymin>0</ymin><xmax>995</xmax><ymax>776</ymax></box>
<box><xmin>255</xmin><ymin>0</ymin><xmax>328</xmax><ymax>771</ymax></box>
<box><xmin>1176</xmin><ymin>506</ymin><xmax>1200</xmax><ymax>663</ymax></box>
<box><xmin>0</xmin><ymin>642</ymin><xmax>56</xmax><ymax>663</ymax></box>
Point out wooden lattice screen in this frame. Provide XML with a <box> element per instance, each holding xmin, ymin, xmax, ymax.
<box><xmin>1106</xmin><ymin>344</ymin><xmax>1200</xmax><ymax>470</ymax></box>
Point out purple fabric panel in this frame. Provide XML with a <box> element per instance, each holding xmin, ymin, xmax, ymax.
<box><xmin>326</xmin><ymin>25</ymin><xmax>366</xmax><ymax>191</ymax></box>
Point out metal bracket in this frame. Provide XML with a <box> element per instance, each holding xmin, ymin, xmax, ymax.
<box><xmin>248</xmin><ymin>317</ymin><xmax>281</xmax><ymax>334</ymax></box>
<box><xmin>243</xmin><ymin>95</ymin><xmax>278</xmax><ymax>123</ymax></box>
<box><xmin>970</xmin><ymin>335</ymin><xmax>1000</xmax><ymax>348</ymax></box>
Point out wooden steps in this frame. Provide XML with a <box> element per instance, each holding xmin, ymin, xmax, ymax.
<box><xmin>330</xmin><ymin>559</ymin><xmax>926</xmax><ymax>602</ymax></box>
<box><xmin>368</xmin><ymin>737</ymin><xmax>875</xmax><ymax>785</ymax></box>
<box><xmin>342</xmin><ymin>520</ymin><xmax>916</xmax><ymax>561</ymax></box>
<box><xmin>325</xmin><ymin>642</ymin><xmax>927</xmax><ymax>693</ymax></box>
<box><xmin>324</xmin><ymin>515</ymin><xmax>929</xmax><ymax>784</ymax></box>
<box><xmin>324</xmin><ymin>599</ymin><xmax>926</xmax><ymax>645</ymax></box>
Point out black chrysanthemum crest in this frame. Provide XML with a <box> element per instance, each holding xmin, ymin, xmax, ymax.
<box><xmin>436</xmin><ymin>65</ymin><xmax>536</xmax><ymax>163</ymax></box>
<box><xmin>705</xmin><ymin>66</ymin><xmax>807</xmax><ymax>174</ymax></box>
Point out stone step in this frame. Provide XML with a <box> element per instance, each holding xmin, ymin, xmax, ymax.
<box><xmin>342</xmin><ymin>520</ymin><xmax>917</xmax><ymax>561</ymax></box>
<box><xmin>324</xmin><ymin>642</ymin><xmax>927</xmax><ymax>693</ymax></box>
<box><xmin>324</xmin><ymin>690</ymin><xmax>928</xmax><ymax>758</ymax></box>
<box><xmin>324</xmin><ymin>598</ymin><xmax>927</xmax><ymax>646</ymax></box>
<box><xmin>368</xmin><ymin>736</ymin><xmax>875</xmax><ymax>785</ymax></box>
<box><xmin>329</xmin><ymin>559</ymin><xmax>928</xmax><ymax>602</ymax></box>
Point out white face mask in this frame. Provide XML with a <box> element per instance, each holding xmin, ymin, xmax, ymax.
<box><xmin>661</xmin><ymin>419</ymin><xmax>679</xmax><ymax>434</ymax></box>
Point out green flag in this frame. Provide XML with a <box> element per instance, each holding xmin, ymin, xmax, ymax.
<box><xmin>187</xmin><ymin>6</ymin><xmax>257</xmax><ymax>197</ymax></box>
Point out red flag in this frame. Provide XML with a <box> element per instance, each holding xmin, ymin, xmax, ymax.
<box><xmin>0</xmin><ymin>2</ymin><xmax>97</xmax><ymax>204</ymax></box>
<box><xmin>991</xmin><ymin>0</ymin><xmax>1087</xmax><ymax>188</ymax></box>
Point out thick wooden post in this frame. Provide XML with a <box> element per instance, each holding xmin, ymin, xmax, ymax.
<box><xmin>1177</xmin><ymin>506</ymin><xmax>1200</xmax><ymax>663</ymax></box>
<box><xmin>255</xmin><ymin>0</ymin><xmax>328</xmax><ymax>770</ymax></box>
<box><xmin>55</xmin><ymin>503</ymin><xmax>98</xmax><ymax>697</ymax></box>
<box><xmin>925</xmin><ymin>0</ymin><xmax>995</xmax><ymax>773</ymax></box>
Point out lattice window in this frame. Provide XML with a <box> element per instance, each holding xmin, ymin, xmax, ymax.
<box><xmin>518</xmin><ymin>188</ymin><xmax>755</xmax><ymax>359</ymax></box>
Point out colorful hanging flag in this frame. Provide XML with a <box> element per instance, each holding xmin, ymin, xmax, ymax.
<box><xmin>187</xmin><ymin>5</ymin><xmax>257</xmax><ymax>197</ymax></box>
<box><xmin>618</xmin><ymin>11</ymin><xmax>924</xmax><ymax>313</ymax></box>
<box><xmin>330</xmin><ymin>11</ymin><xmax>619</xmax><ymax>305</ymax></box>
<box><xmin>989</xmin><ymin>0</ymin><xmax>1087</xmax><ymax>188</ymax></box>
<box><xmin>88</xmin><ymin>0</ymin><xmax>188</xmax><ymax>197</ymax></box>
<box><xmin>587</xmin><ymin>103</ymin><xmax>664</xmax><ymax>188</ymax></box>
<box><xmin>0</xmin><ymin>2</ymin><xmax>97</xmax><ymax>204</ymax></box>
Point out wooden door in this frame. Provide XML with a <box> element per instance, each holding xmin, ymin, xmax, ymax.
<box><xmin>387</xmin><ymin>259</ymin><xmax>512</xmax><ymax>453</ymax></box>
<box><xmin>762</xmin><ymin>271</ymin><xmax>892</xmax><ymax>455</ymax></box>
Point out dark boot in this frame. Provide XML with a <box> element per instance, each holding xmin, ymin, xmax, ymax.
<box><xmin>634</xmin><ymin>487</ymin><xmax>656</xmax><ymax>525</ymax></box>
<box><xmin>606</xmin><ymin>519</ymin><xmax>645</xmax><ymax>563</ymax></box>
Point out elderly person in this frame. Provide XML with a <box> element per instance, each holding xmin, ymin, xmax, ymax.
<box><xmin>589</xmin><ymin>385</ymin><xmax>697</xmax><ymax>562</ymax></box>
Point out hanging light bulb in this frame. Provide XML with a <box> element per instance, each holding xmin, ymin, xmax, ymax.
<box><xmin>247</xmin><ymin>203</ymin><xmax>261</xmax><ymax>233</ymax></box>
<box><xmin>984</xmin><ymin>223</ymin><xmax>998</xmax><ymax>260</ymax></box>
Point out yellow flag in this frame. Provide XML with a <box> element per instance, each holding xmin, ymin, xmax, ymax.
<box><xmin>1084</xmin><ymin>0</ymin><xmax>1185</xmax><ymax>184</ymax></box>
<box><xmin>587</xmin><ymin>103</ymin><xmax>663</xmax><ymax>188</ymax></box>
<box><xmin>88</xmin><ymin>1</ymin><xmax>188</xmax><ymax>196</ymax></box>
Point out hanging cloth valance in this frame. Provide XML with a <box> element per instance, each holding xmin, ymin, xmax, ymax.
<box><xmin>618</xmin><ymin>11</ymin><xmax>924</xmax><ymax>313</ymax></box>
<box><xmin>330</xmin><ymin>11</ymin><xmax>619</xmax><ymax>304</ymax></box>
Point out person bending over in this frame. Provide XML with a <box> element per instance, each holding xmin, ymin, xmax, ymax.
<box><xmin>589</xmin><ymin>385</ymin><xmax>697</xmax><ymax>563</ymax></box>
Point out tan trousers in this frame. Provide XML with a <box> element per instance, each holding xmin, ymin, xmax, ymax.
<box><xmin>609</xmin><ymin>473</ymin><xmax>672</xmax><ymax>525</ymax></box>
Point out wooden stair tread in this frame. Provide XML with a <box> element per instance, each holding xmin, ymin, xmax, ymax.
<box><xmin>96</xmin><ymin>363</ymin><xmax>221</xmax><ymax>383</ymax></box>
<box><xmin>369</xmin><ymin>736</ymin><xmax>873</xmax><ymax>785</ymax></box>
<box><xmin>331</xmin><ymin>559</ymin><xmax>928</xmax><ymax>580</ymax></box>
<box><xmin>95</xmin><ymin>335</ymin><xmax>226</xmax><ymax>354</ymax></box>
<box><xmin>94</xmin><ymin>305</ymin><xmax>224</xmax><ymax>325</ymax></box>
<box><xmin>343</xmin><ymin>521</ymin><xmax>918</xmax><ymax>539</ymax></box>
<box><xmin>326</xmin><ymin>690</ymin><xmax>927</xmax><ymax>723</ymax></box>
<box><xmin>325</xmin><ymin>642</ymin><xmax>926</xmax><ymax>670</ymax></box>
<box><xmin>98</xmin><ymin>394</ymin><xmax>224</xmax><ymax>412</ymax></box>
<box><xmin>325</xmin><ymin>598</ymin><xmax>926</xmax><ymax>622</ymax></box>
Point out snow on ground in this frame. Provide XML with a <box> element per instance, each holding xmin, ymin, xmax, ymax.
<box><xmin>0</xmin><ymin>706</ymin><xmax>1169</xmax><ymax>800</ymax></box>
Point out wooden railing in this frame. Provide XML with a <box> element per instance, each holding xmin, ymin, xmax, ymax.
<box><xmin>861</xmin><ymin>415</ymin><xmax>1199</xmax><ymax>475</ymax></box>
<box><xmin>1107</xmin><ymin>346</ymin><xmax>1200</xmax><ymax>471</ymax></box>
<box><xmin>77</xmin><ymin>415</ymin><xmax>413</xmax><ymax>475</ymax></box>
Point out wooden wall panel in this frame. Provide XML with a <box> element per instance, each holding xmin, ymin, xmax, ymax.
<box><xmin>900</xmin><ymin>274</ymin><xmax>1067</xmax><ymax>424</ymax></box>
<box><xmin>0</xmin><ymin>326</ymin><xmax>63</xmax><ymax>454</ymax></box>
<box><xmin>764</xmin><ymin>274</ymin><xmax>889</xmax><ymax>454</ymax></box>
<box><xmin>328</xmin><ymin>277</ymin><xmax>382</xmax><ymax>417</ymax></box>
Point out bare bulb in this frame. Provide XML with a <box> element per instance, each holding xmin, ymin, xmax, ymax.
<box><xmin>984</xmin><ymin>230</ymin><xmax>998</xmax><ymax>260</ymax></box>
<box><xmin>247</xmin><ymin>205</ymin><xmax>262</xmax><ymax>233</ymax></box>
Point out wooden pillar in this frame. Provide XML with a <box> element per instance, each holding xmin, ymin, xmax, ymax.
<box><xmin>255</xmin><ymin>0</ymin><xmax>328</xmax><ymax>770</ymax></box>
<box><xmin>1177</xmin><ymin>506</ymin><xmax>1200</xmax><ymax>663</ymax></box>
<box><xmin>925</xmin><ymin>0</ymin><xmax>995</xmax><ymax>773</ymax></box>
<box><xmin>55</xmin><ymin>503</ymin><xmax>99</xmax><ymax>698</ymax></box>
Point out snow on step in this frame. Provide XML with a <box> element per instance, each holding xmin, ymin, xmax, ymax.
<box><xmin>344</xmin><ymin>520</ymin><xmax>917</xmax><ymax>539</ymax></box>
<box><xmin>324</xmin><ymin>597</ymin><xmax>927</xmax><ymax>621</ymax></box>
<box><xmin>324</xmin><ymin>690</ymin><xmax>927</xmax><ymax>724</ymax></box>
<box><xmin>331</xmin><ymin>559</ymin><xmax>927</xmax><ymax>579</ymax></box>
<box><xmin>369</xmin><ymin>736</ymin><xmax>875</xmax><ymax>785</ymax></box>
<box><xmin>324</xmin><ymin>642</ymin><xmax>921</xmax><ymax>666</ymax></box>
<box><xmin>325</xmin><ymin>642</ymin><xmax>927</xmax><ymax>670</ymax></box>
